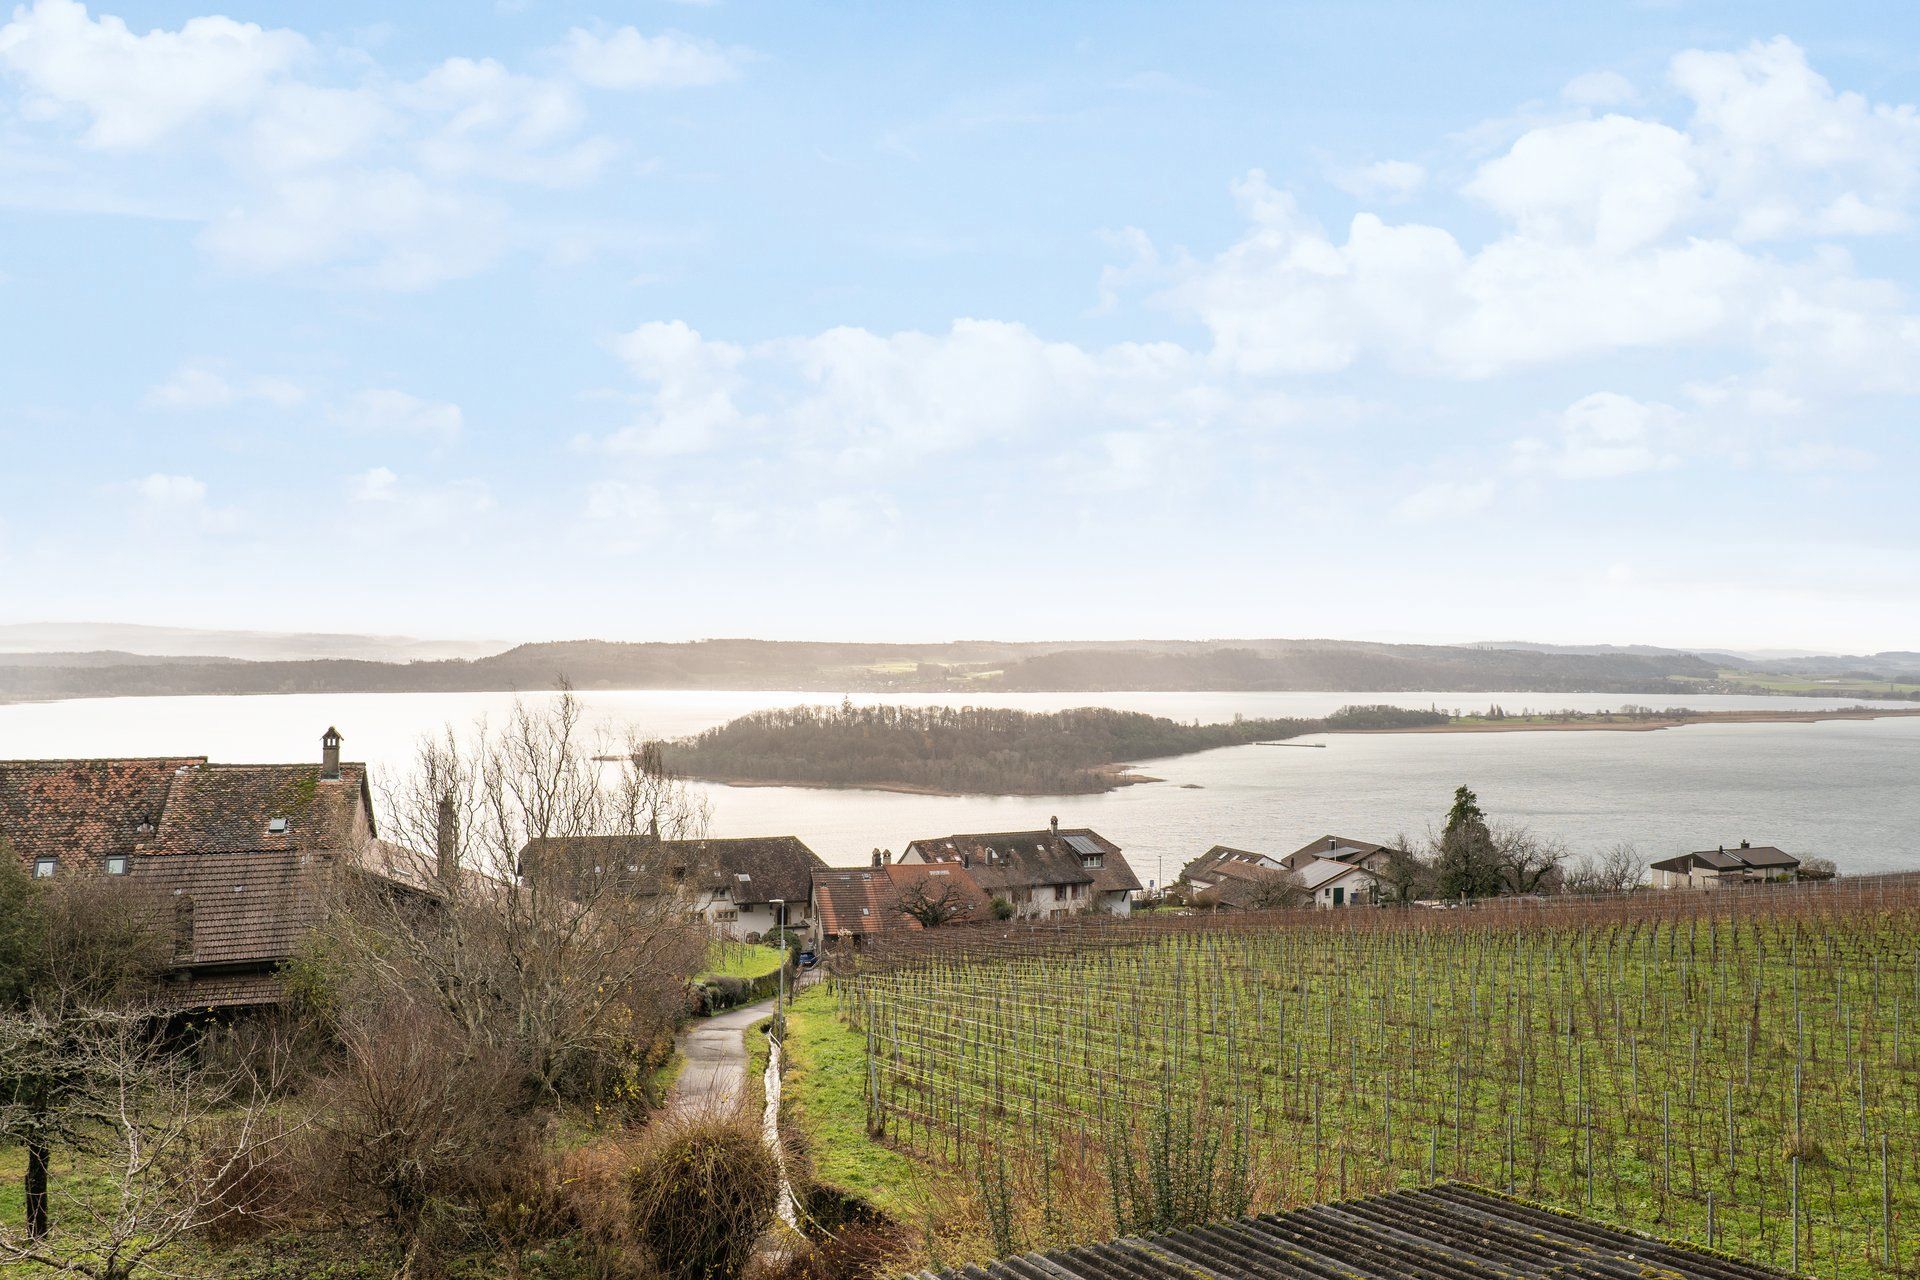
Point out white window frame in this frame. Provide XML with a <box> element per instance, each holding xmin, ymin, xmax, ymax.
<box><xmin>33</xmin><ymin>857</ymin><xmax>56</xmax><ymax>878</ymax></box>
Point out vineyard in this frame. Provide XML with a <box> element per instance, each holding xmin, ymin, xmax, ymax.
<box><xmin>831</xmin><ymin>883</ymin><xmax>1920</xmax><ymax>1277</ymax></box>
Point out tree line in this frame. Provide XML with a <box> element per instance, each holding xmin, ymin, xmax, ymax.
<box><xmin>662</xmin><ymin>701</ymin><xmax>1449</xmax><ymax>795</ymax></box>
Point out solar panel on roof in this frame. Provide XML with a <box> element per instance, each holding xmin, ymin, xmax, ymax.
<box><xmin>1063</xmin><ymin>834</ymin><xmax>1102</xmax><ymax>856</ymax></box>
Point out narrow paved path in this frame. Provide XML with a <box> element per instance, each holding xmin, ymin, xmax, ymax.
<box><xmin>667</xmin><ymin>995</ymin><xmax>778</xmax><ymax>1118</ymax></box>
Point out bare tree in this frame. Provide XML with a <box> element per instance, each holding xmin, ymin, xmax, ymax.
<box><xmin>0</xmin><ymin>1009</ymin><xmax>299</xmax><ymax>1280</ymax></box>
<box><xmin>0</xmin><ymin>859</ymin><xmax>169</xmax><ymax>1240</ymax></box>
<box><xmin>1244</xmin><ymin>870</ymin><xmax>1310</xmax><ymax>911</ymax></box>
<box><xmin>1566</xmin><ymin>842</ymin><xmax>1645</xmax><ymax>894</ymax></box>
<box><xmin>313</xmin><ymin>689</ymin><xmax>709</xmax><ymax>1110</ymax></box>
<box><xmin>1372</xmin><ymin>836</ymin><xmax>1434</xmax><ymax>904</ymax></box>
<box><xmin>1491</xmin><ymin>824</ymin><xmax>1569</xmax><ymax>896</ymax></box>
<box><xmin>893</xmin><ymin>879</ymin><xmax>978</xmax><ymax>928</ymax></box>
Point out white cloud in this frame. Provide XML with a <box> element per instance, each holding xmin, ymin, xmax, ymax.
<box><xmin>560</xmin><ymin>26</ymin><xmax>742</xmax><ymax>90</ymax></box>
<box><xmin>1513</xmin><ymin>392</ymin><xmax>1684</xmax><ymax>479</ymax></box>
<box><xmin>348</xmin><ymin>466</ymin><xmax>399</xmax><ymax>502</ymax></box>
<box><xmin>0</xmin><ymin>0</ymin><xmax>306</xmax><ymax>148</ymax></box>
<box><xmin>1396</xmin><ymin>478</ymin><xmax>1495</xmax><ymax>522</ymax></box>
<box><xmin>144</xmin><ymin>363</ymin><xmax>305</xmax><ymax>410</ymax></box>
<box><xmin>596</xmin><ymin>320</ymin><xmax>750</xmax><ymax>456</ymax></box>
<box><xmin>121</xmin><ymin>471</ymin><xmax>237</xmax><ymax>531</ymax></box>
<box><xmin>346</xmin><ymin>467</ymin><xmax>492</xmax><ymax>529</ymax></box>
<box><xmin>1332</xmin><ymin>159</ymin><xmax>1425</xmax><ymax>203</ymax></box>
<box><xmin>1561</xmin><ymin>70</ymin><xmax>1635</xmax><ymax>108</ymax></box>
<box><xmin>1673</xmin><ymin>37</ymin><xmax>1920</xmax><ymax>241</ymax></box>
<box><xmin>1464</xmin><ymin>114</ymin><xmax>1697</xmax><ymax>252</ymax></box>
<box><xmin>331</xmin><ymin>388</ymin><xmax>465</xmax><ymax>441</ymax></box>
<box><xmin>0</xmin><ymin>6</ymin><xmax>752</xmax><ymax>288</ymax></box>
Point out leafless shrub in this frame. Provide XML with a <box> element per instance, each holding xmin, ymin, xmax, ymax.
<box><xmin>306</xmin><ymin>998</ymin><xmax>536</xmax><ymax>1250</ymax></box>
<box><xmin>0</xmin><ymin>1009</ymin><xmax>301</xmax><ymax>1280</ymax></box>
<box><xmin>626</xmin><ymin>1110</ymin><xmax>782</xmax><ymax>1280</ymax></box>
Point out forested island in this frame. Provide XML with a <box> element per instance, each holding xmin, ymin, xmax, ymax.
<box><xmin>658</xmin><ymin>702</ymin><xmax>1447</xmax><ymax>795</ymax></box>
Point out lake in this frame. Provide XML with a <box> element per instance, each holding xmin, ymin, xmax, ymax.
<box><xmin>2</xmin><ymin>688</ymin><xmax>1917</xmax><ymax>879</ymax></box>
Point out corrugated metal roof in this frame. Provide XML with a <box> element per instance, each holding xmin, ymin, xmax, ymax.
<box><xmin>910</xmin><ymin>1184</ymin><xmax>1787</xmax><ymax>1280</ymax></box>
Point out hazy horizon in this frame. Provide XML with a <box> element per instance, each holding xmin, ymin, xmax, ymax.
<box><xmin>3</xmin><ymin>2</ymin><xmax>1917</xmax><ymax>650</ymax></box>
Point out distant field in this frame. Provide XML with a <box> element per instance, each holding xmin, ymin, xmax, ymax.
<box><xmin>1721</xmin><ymin>669</ymin><xmax>1920</xmax><ymax>696</ymax></box>
<box><xmin>824</xmin><ymin>887</ymin><xmax>1920</xmax><ymax>1277</ymax></box>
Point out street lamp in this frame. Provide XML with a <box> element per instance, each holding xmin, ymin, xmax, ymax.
<box><xmin>770</xmin><ymin>898</ymin><xmax>786</xmax><ymax>1014</ymax></box>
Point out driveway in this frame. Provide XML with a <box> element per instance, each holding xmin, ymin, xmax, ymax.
<box><xmin>667</xmin><ymin>995</ymin><xmax>778</xmax><ymax>1117</ymax></box>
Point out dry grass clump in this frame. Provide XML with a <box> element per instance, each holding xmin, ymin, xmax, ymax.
<box><xmin>627</xmin><ymin>1109</ymin><xmax>783</xmax><ymax>1280</ymax></box>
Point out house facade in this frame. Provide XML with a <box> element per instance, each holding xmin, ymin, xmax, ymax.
<box><xmin>1297</xmin><ymin>855</ymin><xmax>1381</xmax><ymax>907</ymax></box>
<box><xmin>1650</xmin><ymin>842</ymin><xmax>1800</xmax><ymax>890</ymax></box>
<box><xmin>1179</xmin><ymin>845</ymin><xmax>1291</xmax><ymax>909</ymax></box>
<box><xmin>898</xmin><ymin>818</ymin><xmax>1139</xmax><ymax>918</ymax></box>
<box><xmin>519</xmin><ymin>833</ymin><xmax>827</xmax><ymax>940</ymax></box>
<box><xmin>0</xmin><ymin>728</ymin><xmax>377</xmax><ymax>1008</ymax></box>
<box><xmin>810</xmin><ymin>860</ymin><xmax>987</xmax><ymax>948</ymax></box>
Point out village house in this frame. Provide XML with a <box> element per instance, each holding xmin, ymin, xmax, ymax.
<box><xmin>0</xmin><ymin>728</ymin><xmax>381</xmax><ymax>1009</ymax></box>
<box><xmin>810</xmin><ymin>859</ymin><xmax>988</xmax><ymax>948</ymax></box>
<box><xmin>1650</xmin><ymin>841</ymin><xmax>1801</xmax><ymax>890</ymax></box>
<box><xmin>1181</xmin><ymin>836</ymin><xmax>1390</xmax><ymax>909</ymax></box>
<box><xmin>1178</xmin><ymin>845</ymin><xmax>1291</xmax><ymax>909</ymax></box>
<box><xmin>519</xmin><ymin>832</ymin><xmax>826</xmax><ymax>941</ymax></box>
<box><xmin>897</xmin><ymin>818</ymin><xmax>1140</xmax><ymax>918</ymax></box>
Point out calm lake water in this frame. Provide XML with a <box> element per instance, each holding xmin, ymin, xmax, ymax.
<box><xmin>2</xmin><ymin>688</ymin><xmax>1917</xmax><ymax>879</ymax></box>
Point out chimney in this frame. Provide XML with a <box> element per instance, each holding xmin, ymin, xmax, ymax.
<box><xmin>871</xmin><ymin>848</ymin><xmax>883</xmax><ymax>867</ymax></box>
<box><xmin>883</xmin><ymin>848</ymin><xmax>893</xmax><ymax>865</ymax></box>
<box><xmin>435</xmin><ymin>795</ymin><xmax>457</xmax><ymax>888</ymax></box>
<box><xmin>960</xmin><ymin>850</ymin><xmax>970</xmax><ymax>868</ymax></box>
<box><xmin>1050</xmin><ymin>815</ymin><xmax>1060</xmax><ymax>838</ymax></box>
<box><xmin>321</xmin><ymin>727</ymin><xmax>342</xmax><ymax>780</ymax></box>
<box><xmin>1740</xmin><ymin>839</ymin><xmax>1751</xmax><ymax>849</ymax></box>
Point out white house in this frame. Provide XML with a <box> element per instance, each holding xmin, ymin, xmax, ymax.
<box><xmin>1297</xmin><ymin>855</ymin><xmax>1381</xmax><ymax>908</ymax></box>
<box><xmin>1650</xmin><ymin>842</ymin><xmax>1800</xmax><ymax>890</ymax></box>
<box><xmin>899</xmin><ymin>819</ymin><xmax>1140</xmax><ymax>918</ymax></box>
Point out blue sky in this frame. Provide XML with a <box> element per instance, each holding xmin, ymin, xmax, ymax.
<box><xmin>2</xmin><ymin>1</ymin><xmax>1918</xmax><ymax>650</ymax></box>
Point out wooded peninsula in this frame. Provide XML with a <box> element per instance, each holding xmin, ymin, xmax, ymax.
<box><xmin>659</xmin><ymin>702</ymin><xmax>1447</xmax><ymax>795</ymax></box>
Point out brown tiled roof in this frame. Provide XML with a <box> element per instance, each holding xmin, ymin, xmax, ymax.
<box><xmin>1657</xmin><ymin>844</ymin><xmax>1799</xmax><ymax>873</ymax></box>
<box><xmin>521</xmin><ymin>834</ymin><xmax>826</xmax><ymax>906</ymax></box>
<box><xmin>884</xmin><ymin>862</ymin><xmax>986</xmax><ymax>925</ymax></box>
<box><xmin>1182</xmin><ymin>844</ymin><xmax>1280</xmax><ymax>884</ymax></box>
<box><xmin>162</xmin><ymin>968</ymin><xmax>291</xmax><ymax>1011</ymax></box>
<box><xmin>129</xmin><ymin>850</ymin><xmax>326</xmax><ymax>967</ymax></box>
<box><xmin>3</xmin><ymin>750</ymin><xmax>378</xmax><ymax>1006</ymax></box>
<box><xmin>0</xmin><ymin>758</ymin><xmax>202</xmax><ymax>865</ymax></box>
<box><xmin>813</xmin><ymin>867</ymin><xmax>891</xmax><ymax>937</ymax></box>
<box><xmin>154</xmin><ymin>764</ymin><xmax>372</xmax><ymax>855</ymax></box>
<box><xmin>905</xmin><ymin>827</ymin><xmax>1142</xmax><ymax>896</ymax></box>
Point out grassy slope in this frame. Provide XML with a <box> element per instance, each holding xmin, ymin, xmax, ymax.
<box><xmin>781</xmin><ymin>985</ymin><xmax>927</xmax><ymax>1220</ymax></box>
<box><xmin>703</xmin><ymin>941</ymin><xmax>788</xmax><ymax>981</ymax></box>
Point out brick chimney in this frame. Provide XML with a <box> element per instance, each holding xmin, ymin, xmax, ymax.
<box><xmin>321</xmin><ymin>727</ymin><xmax>342</xmax><ymax>780</ymax></box>
<box><xmin>435</xmin><ymin>795</ymin><xmax>458</xmax><ymax>888</ymax></box>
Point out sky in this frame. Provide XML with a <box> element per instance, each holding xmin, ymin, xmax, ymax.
<box><xmin>1</xmin><ymin>1</ymin><xmax>1918</xmax><ymax>652</ymax></box>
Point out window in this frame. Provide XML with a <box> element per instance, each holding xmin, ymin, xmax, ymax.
<box><xmin>105</xmin><ymin>855</ymin><xmax>129</xmax><ymax>876</ymax></box>
<box><xmin>1053</xmin><ymin>884</ymin><xmax>1069</xmax><ymax>901</ymax></box>
<box><xmin>713</xmin><ymin>908</ymin><xmax>739</xmax><ymax>922</ymax></box>
<box><xmin>33</xmin><ymin>857</ymin><xmax>56</xmax><ymax>879</ymax></box>
<box><xmin>1081</xmin><ymin>854</ymin><xmax>1103</xmax><ymax>869</ymax></box>
<box><xmin>267</xmin><ymin>817</ymin><xmax>289</xmax><ymax>835</ymax></box>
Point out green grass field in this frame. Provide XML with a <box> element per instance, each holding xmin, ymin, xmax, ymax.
<box><xmin>828</xmin><ymin>892</ymin><xmax>1920</xmax><ymax>1277</ymax></box>
<box><xmin>702</xmin><ymin>940</ymin><xmax>788</xmax><ymax>981</ymax></box>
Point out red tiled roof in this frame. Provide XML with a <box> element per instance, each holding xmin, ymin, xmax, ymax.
<box><xmin>812</xmin><ymin>867</ymin><xmax>891</xmax><ymax>937</ymax></box>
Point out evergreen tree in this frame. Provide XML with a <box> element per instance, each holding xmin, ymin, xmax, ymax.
<box><xmin>1436</xmin><ymin>785</ymin><xmax>1501</xmax><ymax>899</ymax></box>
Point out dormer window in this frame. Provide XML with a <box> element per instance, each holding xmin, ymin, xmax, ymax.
<box><xmin>1081</xmin><ymin>854</ymin><xmax>1103</xmax><ymax>869</ymax></box>
<box><xmin>105</xmin><ymin>855</ymin><xmax>129</xmax><ymax>876</ymax></box>
<box><xmin>267</xmin><ymin>817</ymin><xmax>289</xmax><ymax>835</ymax></box>
<box><xmin>33</xmin><ymin>857</ymin><xmax>56</xmax><ymax>879</ymax></box>
<box><xmin>136</xmin><ymin>820</ymin><xmax>155</xmax><ymax>837</ymax></box>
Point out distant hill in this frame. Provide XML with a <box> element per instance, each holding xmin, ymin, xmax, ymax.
<box><xmin>0</xmin><ymin>635</ymin><xmax>1730</xmax><ymax>701</ymax></box>
<box><xmin>0</xmin><ymin>622</ymin><xmax>506</xmax><ymax>663</ymax></box>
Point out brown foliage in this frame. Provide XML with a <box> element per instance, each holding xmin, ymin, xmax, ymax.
<box><xmin>626</xmin><ymin>1111</ymin><xmax>782</xmax><ymax>1280</ymax></box>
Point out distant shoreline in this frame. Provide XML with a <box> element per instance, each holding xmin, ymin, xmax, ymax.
<box><xmin>692</xmin><ymin>762</ymin><xmax>1164</xmax><ymax>798</ymax></box>
<box><xmin>1326</xmin><ymin>706</ymin><xmax>1920</xmax><ymax>735</ymax></box>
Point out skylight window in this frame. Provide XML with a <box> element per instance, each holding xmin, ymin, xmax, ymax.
<box><xmin>33</xmin><ymin>857</ymin><xmax>56</xmax><ymax>878</ymax></box>
<box><xmin>267</xmin><ymin>817</ymin><xmax>289</xmax><ymax>835</ymax></box>
<box><xmin>105</xmin><ymin>855</ymin><xmax>129</xmax><ymax>876</ymax></box>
